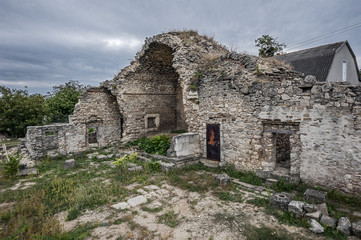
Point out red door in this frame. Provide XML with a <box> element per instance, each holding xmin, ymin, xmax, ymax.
<box><xmin>206</xmin><ymin>124</ymin><xmax>220</xmax><ymax>161</ymax></box>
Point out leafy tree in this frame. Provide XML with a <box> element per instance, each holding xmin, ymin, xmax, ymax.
<box><xmin>255</xmin><ymin>35</ymin><xmax>286</xmax><ymax>57</ymax></box>
<box><xmin>0</xmin><ymin>86</ymin><xmax>48</xmax><ymax>137</ymax></box>
<box><xmin>46</xmin><ymin>80</ymin><xmax>86</xmax><ymax>123</ymax></box>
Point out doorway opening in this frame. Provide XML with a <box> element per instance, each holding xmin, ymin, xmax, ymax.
<box><xmin>87</xmin><ymin>127</ymin><xmax>97</xmax><ymax>144</ymax></box>
<box><xmin>262</xmin><ymin>121</ymin><xmax>301</xmax><ymax>177</ymax></box>
<box><xmin>275</xmin><ymin>132</ymin><xmax>291</xmax><ymax>171</ymax></box>
<box><xmin>206</xmin><ymin>124</ymin><xmax>220</xmax><ymax>161</ymax></box>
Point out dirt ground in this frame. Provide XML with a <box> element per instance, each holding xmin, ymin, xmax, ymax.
<box><xmin>53</xmin><ymin>181</ymin><xmax>328</xmax><ymax>240</ymax></box>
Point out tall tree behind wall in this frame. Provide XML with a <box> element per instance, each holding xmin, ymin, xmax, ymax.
<box><xmin>46</xmin><ymin>80</ymin><xmax>86</xmax><ymax>123</ymax></box>
<box><xmin>0</xmin><ymin>86</ymin><xmax>48</xmax><ymax>137</ymax></box>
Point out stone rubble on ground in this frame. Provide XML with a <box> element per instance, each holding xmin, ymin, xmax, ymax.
<box><xmin>305</xmin><ymin>211</ymin><xmax>321</xmax><ymax>220</ymax></box>
<box><xmin>304</xmin><ymin>203</ymin><xmax>318</xmax><ymax>213</ymax></box>
<box><xmin>337</xmin><ymin>217</ymin><xmax>352</xmax><ymax>235</ymax></box>
<box><xmin>127</xmin><ymin>195</ymin><xmax>148</xmax><ymax>207</ymax></box>
<box><xmin>288</xmin><ymin>201</ymin><xmax>305</xmax><ymax>217</ymax></box>
<box><xmin>64</xmin><ymin>159</ymin><xmax>76</xmax><ymax>169</ymax></box>
<box><xmin>18</xmin><ymin>167</ymin><xmax>38</xmax><ymax>176</ymax></box>
<box><xmin>352</xmin><ymin>220</ymin><xmax>361</xmax><ymax>237</ymax></box>
<box><xmin>309</xmin><ymin>219</ymin><xmax>324</xmax><ymax>234</ymax></box>
<box><xmin>265</xmin><ymin>178</ymin><xmax>278</xmax><ymax>186</ymax></box>
<box><xmin>317</xmin><ymin>203</ymin><xmax>329</xmax><ymax>216</ymax></box>
<box><xmin>270</xmin><ymin>192</ymin><xmax>292</xmax><ymax>210</ymax></box>
<box><xmin>320</xmin><ymin>215</ymin><xmax>337</xmax><ymax>228</ymax></box>
<box><xmin>97</xmin><ymin>154</ymin><xmax>108</xmax><ymax>160</ymax></box>
<box><xmin>111</xmin><ymin>202</ymin><xmax>130</xmax><ymax>210</ymax></box>
<box><xmin>304</xmin><ymin>189</ymin><xmax>327</xmax><ymax>204</ymax></box>
<box><xmin>215</xmin><ymin>173</ymin><xmax>230</xmax><ymax>186</ymax></box>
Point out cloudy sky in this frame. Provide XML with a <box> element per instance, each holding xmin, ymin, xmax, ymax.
<box><xmin>1</xmin><ymin>0</ymin><xmax>360</xmax><ymax>94</ymax></box>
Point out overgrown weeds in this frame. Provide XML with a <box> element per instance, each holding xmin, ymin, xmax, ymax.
<box><xmin>1</xmin><ymin>153</ymin><xmax>21</xmax><ymax>179</ymax></box>
<box><xmin>126</xmin><ymin>134</ymin><xmax>171</xmax><ymax>156</ymax></box>
<box><xmin>243</xmin><ymin>224</ymin><xmax>299</xmax><ymax>240</ymax></box>
<box><xmin>158</xmin><ymin>210</ymin><xmax>179</xmax><ymax>228</ymax></box>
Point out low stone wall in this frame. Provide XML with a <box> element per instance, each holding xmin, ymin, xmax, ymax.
<box><xmin>25</xmin><ymin>123</ymin><xmax>71</xmax><ymax>159</ymax></box>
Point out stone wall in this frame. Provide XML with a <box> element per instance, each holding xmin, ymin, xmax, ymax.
<box><xmin>103</xmin><ymin>32</ymin><xmax>229</xmax><ymax>141</ymax></box>
<box><xmin>70</xmin><ymin>87</ymin><xmax>122</xmax><ymax>147</ymax></box>
<box><xmin>25</xmin><ymin>87</ymin><xmax>122</xmax><ymax>158</ymax></box>
<box><xmin>196</xmin><ymin>55</ymin><xmax>361</xmax><ymax>193</ymax></box>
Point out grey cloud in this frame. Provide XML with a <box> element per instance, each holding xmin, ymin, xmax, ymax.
<box><xmin>1</xmin><ymin>0</ymin><xmax>360</xmax><ymax>94</ymax></box>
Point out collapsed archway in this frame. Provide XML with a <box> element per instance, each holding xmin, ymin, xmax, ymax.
<box><xmin>122</xmin><ymin>42</ymin><xmax>187</xmax><ymax>137</ymax></box>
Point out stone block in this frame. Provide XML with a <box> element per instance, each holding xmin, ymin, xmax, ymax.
<box><xmin>128</xmin><ymin>166</ymin><xmax>143</xmax><ymax>171</ymax></box>
<box><xmin>144</xmin><ymin>185</ymin><xmax>160</xmax><ymax>191</ymax></box>
<box><xmin>64</xmin><ymin>159</ymin><xmax>76</xmax><ymax>169</ymax></box>
<box><xmin>265</xmin><ymin>178</ymin><xmax>278</xmax><ymax>186</ymax></box>
<box><xmin>305</xmin><ymin>211</ymin><xmax>321</xmax><ymax>220</ymax></box>
<box><xmin>288</xmin><ymin>201</ymin><xmax>305</xmax><ymax>216</ymax></box>
<box><xmin>97</xmin><ymin>154</ymin><xmax>108</xmax><ymax>160</ymax></box>
<box><xmin>317</xmin><ymin>203</ymin><xmax>329</xmax><ymax>216</ymax></box>
<box><xmin>309</xmin><ymin>219</ymin><xmax>324</xmax><ymax>234</ymax></box>
<box><xmin>111</xmin><ymin>202</ymin><xmax>130</xmax><ymax>210</ymax></box>
<box><xmin>158</xmin><ymin>161</ymin><xmax>175</xmax><ymax>170</ymax></box>
<box><xmin>320</xmin><ymin>215</ymin><xmax>337</xmax><ymax>228</ymax></box>
<box><xmin>304</xmin><ymin>203</ymin><xmax>318</xmax><ymax>213</ymax></box>
<box><xmin>304</xmin><ymin>189</ymin><xmax>327</xmax><ymax>204</ymax></box>
<box><xmin>18</xmin><ymin>168</ymin><xmax>38</xmax><ymax>176</ymax></box>
<box><xmin>270</xmin><ymin>193</ymin><xmax>292</xmax><ymax>210</ymax></box>
<box><xmin>215</xmin><ymin>174</ymin><xmax>231</xmax><ymax>186</ymax></box>
<box><xmin>127</xmin><ymin>195</ymin><xmax>147</xmax><ymax>207</ymax></box>
<box><xmin>167</xmin><ymin>133</ymin><xmax>200</xmax><ymax>158</ymax></box>
<box><xmin>337</xmin><ymin>217</ymin><xmax>351</xmax><ymax>235</ymax></box>
<box><xmin>352</xmin><ymin>220</ymin><xmax>361</xmax><ymax>237</ymax></box>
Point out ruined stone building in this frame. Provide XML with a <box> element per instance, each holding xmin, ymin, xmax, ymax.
<box><xmin>24</xmin><ymin>31</ymin><xmax>361</xmax><ymax>194</ymax></box>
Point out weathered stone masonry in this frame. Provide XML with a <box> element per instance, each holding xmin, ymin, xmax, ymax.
<box><xmin>24</xmin><ymin>31</ymin><xmax>361</xmax><ymax>194</ymax></box>
<box><xmin>25</xmin><ymin>87</ymin><xmax>122</xmax><ymax>159</ymax></box>
<box><xmin>197</xmin><ymin>59</ymin><xmax>361</xmax><ymax>193</ymax></box>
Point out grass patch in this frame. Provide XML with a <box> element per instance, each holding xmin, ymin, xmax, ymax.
<box><xmin>158</xmin><ymin>210</ymin><xmax>179</xmax><ymax>228</ymax></box>
<box><xmin>168</xmin><ymin>169</ymin><xmax>217</xmax><ymax>193</ymax></box>
<box><xmin>323</xmin><ymin>228</ymin><xmax>347</xmax><ymax>240</ymax></box>
<box><xmin>246</xmin><ymin>197</ymin><xmax>269</xmax><ymax>207</ymax></box>
<box><xmin>212</xmin><ymin>212</ymin><xmax>243</xmax><ymax>231</ymax></box>
<box><xmin>244</xmin><ymin>224</ymin><xmax>299</xmax><ymax>240</ymax></box>
<box><xmin>217</xmin><ymin>191</ymin><xmax>243</xmax><ymax>203</ymax></box>
<box><xmin>0</xmin><ymin>188</ymin><xmax>62</xmax><ymax>239</ymax></box>
<box><xmin>265</xmin><ymin>206</ymin><xmax>308</xmax><ymax>228</ymax></box>
<box><xmin>141</xmin><ymin>206</ymin><xmax>163</xmax><ymax>213</ymax></box>
<box><xmin>37</xmin><ymin>223</ymin><xmax>95</xmax><ymax>240</ymax></box>
<box><xmin>327</xmin><ymin>189</ymin><xmax>361</xmax><ymax>208</ymax></box>
<box><xmin>224</xmin><ymin>164</ymin><xmax>263</xmax><ymax>186</ymax></box>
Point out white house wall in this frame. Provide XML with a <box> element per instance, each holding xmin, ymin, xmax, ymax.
<box><xmin>327</xmin><ymin>44</ymin><xmax>360</xmax><ymax>84</ymax></box>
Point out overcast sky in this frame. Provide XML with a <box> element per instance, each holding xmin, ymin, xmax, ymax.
<box><xmin>1</xmin><ymin>0</ymin><xmax>360</xmax><ymax>94</ymax></box>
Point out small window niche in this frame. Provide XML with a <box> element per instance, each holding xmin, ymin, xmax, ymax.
<box><xmin>87</xmin><ymin>127</ymin><xmax>97</xmax><ymax>144</ymax></box>
<box><xmin>145</xmin><ymin>114</ymin><xmax>160</xmax><ymax>131</ymax></box>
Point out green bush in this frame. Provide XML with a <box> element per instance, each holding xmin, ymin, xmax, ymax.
<box><xmin>127</xmin><ymin>134</ymin><xmax>171</xmax><ymax>156</ymax></box>
<box><xmin>112</xmin><ymin>153</ymin><xmax>138</xmax><ymax>167</ymax></box>
<box><xmin>1</xmin><ymin>153</ymin><xmax>22</xmax><ymax>179</ymax></box>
